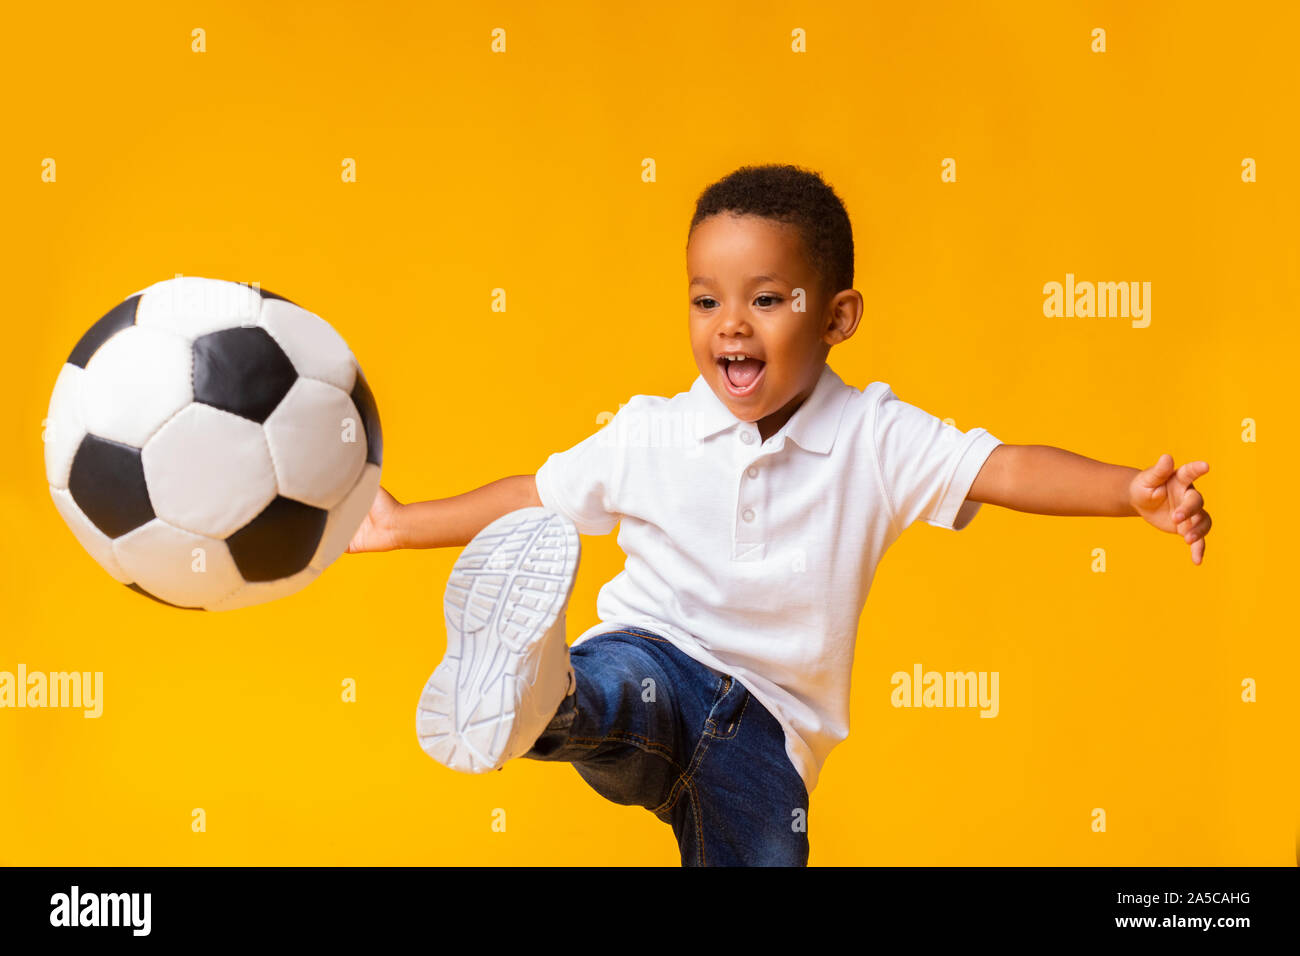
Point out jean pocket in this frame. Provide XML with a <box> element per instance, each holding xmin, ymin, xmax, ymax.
<box><xmin>704</xmin><ymin>674</ymin><xmax>746</xmax><ymax>740</ymax></box>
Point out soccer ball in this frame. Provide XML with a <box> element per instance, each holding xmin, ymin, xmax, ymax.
<box><xmin>43</xmin><ymin>277</ymin><xmax>383</xmax><ymax>611</ymax></box>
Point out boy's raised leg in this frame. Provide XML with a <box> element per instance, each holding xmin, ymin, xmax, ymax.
<box><xmin>522</xmin><ymin>630</ymin><xmax>687</xmax><ymax>812</ymax></box>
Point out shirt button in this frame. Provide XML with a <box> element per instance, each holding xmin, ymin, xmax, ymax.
<box><xmin>746</xmin><ymin>466</ymin><xmax>759</xmax><ymax>478</ymax></box>
<box><xmin>740</xmin><ymin>431</ymin><xmax>754</xmax><ymax>444</ymax></box>
<box><xmin>742</xmin><ymin>507</ymin><xmax>755</xmax><ymax>522</ymax></box>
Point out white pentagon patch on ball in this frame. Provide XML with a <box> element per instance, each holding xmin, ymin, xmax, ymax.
<box><xmin>44</xmin><ymin>277</ymin><xmax>384</xmax><ymax>610</ymax></box>
<box><xmin>143</xmin><ymin>403</ymin><xmax>278</xmax><ymax>538</ymax></box>
<box><xmin>80</xmin><ymin>325</ymin><xmax>193</xmax><ymax>448</ymax></box>
<box><xmin>44</xmin><ymin>364</ymin><xmax>86</xmax><ymax>490</ymax></box>
<box><xmin>264</xmin><ymin>378</ymin><xmax>367</xmax><ymax>510</ymax></box>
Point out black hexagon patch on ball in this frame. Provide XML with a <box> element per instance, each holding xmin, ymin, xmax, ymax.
<box><xmin>193</xmin><ymin>326</ymin><xmax>298</xmax><ymax>423</ymax></box>
<box><xmin>258</xmin><ymin>287</ymin><xmax>297</xmax><ymax>305</ymax></box>
<box><xmin>67</xmin><ymin>295</ymin><xmax>141</xmax><ymax>368</ymax></box>
<box><xmin>225</xmin><ymin>495</ymin><xmax>328</xmax><ymax>582</ymax></box>
<box><xmin>68</xmin><ymin>434</ymin><xmax>155</xmax><ymax>539</ymax></box>
<box><xmin>350</xmin><ymin>370</ymin><xmax>383</xmax><ymax>466</ymax></box>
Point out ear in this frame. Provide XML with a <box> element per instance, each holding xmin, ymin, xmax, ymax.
<box><xmin>823</xmin><ymin>289</ymin><xmax>864</xmax><ymax>345</ymax></box>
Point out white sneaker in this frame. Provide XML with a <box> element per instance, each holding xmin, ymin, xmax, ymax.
<box><xmin>415</xmin><ymin>507</ymin><xmax>580</xmax><ymax>773</ymax></box>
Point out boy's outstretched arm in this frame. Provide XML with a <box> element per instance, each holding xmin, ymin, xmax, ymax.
<box><xmin>967</xmin><ymin>445</ymin><xmax>1212</xmax><ymax>565</ymax></box>
<box><xmin>346</xmin><ymin>474</ymin><xmax>544</xmax><ymax>553</ymax></box>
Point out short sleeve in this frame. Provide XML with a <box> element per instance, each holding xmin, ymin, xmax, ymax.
<box><xmin>534</xmin><ymin>404</ymin><xmax>630</xmax><ymax>536</ymax></box>
<box><xmin>871</xmin><ymin>384</ymin><xmax>1002</xmax><ymax>532</ymax></box>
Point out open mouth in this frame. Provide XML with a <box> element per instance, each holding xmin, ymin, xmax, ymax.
<box><xmin>717</xmin><ymin>356</ymin><xmax>766</xmax><ymax>397</ymax></box>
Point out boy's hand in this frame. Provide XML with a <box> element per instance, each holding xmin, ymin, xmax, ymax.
<box><xmin>346</xmin><ymin>486</ymin><xmax>404</xmax><ymax>554</ymax></box>
<box><xmin>1128</xmin><ymin>453</ymin><xmax>1211</xmax><ymax>565</ymax></box>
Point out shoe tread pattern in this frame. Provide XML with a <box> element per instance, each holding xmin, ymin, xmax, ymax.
<box><xmin>416</xmin><ymin>509</ymin><xmax>579</xmax><ymax>773</ymax></box>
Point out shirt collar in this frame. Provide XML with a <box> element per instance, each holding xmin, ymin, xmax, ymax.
<box><xmin>687</xmin><ymin>362</ymin><xmax>853</xmax><ymax>454</ymax></box>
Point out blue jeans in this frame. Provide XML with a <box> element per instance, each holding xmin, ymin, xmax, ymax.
<box><xmin>522</xmin><ymin>626</ymin><xmax>809</xmax><ymax>866</ymax></box>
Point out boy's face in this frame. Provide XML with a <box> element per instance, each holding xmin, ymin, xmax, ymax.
<box><xmin>687</xmin><ymin>213</ymin><xmax>860</xmax><ymax>438</ymax></box>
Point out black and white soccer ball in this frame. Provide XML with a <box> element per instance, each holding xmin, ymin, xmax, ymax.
<box><xmin>44</xmin><ymin>277</ymin><xmax>383</xmax><ymax>611</ymax></box>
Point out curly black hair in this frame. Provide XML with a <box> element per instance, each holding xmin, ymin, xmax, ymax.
<box><xmin>687</xmin><ymin>163</ymin><xmax>854</xmax><ymax>302</ymax></box>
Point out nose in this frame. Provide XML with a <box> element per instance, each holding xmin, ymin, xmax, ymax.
<box><xmin>716</xmin><ymin>306</ymin><xmax>752</xmax><ymax>336</ymax></box>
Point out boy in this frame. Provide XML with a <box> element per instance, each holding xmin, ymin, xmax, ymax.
<box><xmin>346</xmin><ymin>164</ymin><xmax>1213</xmax><ymax>866</ymax></box>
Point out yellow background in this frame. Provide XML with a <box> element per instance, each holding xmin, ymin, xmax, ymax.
<box><xmin>1</xmin><ymin>1</ymin><xmax>1295</xmax><ymax>865</ymax></box>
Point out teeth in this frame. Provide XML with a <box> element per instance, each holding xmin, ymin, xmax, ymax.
<box><xmin>722</xmin><ymin>355</ymin><xmax>751</xmax><ymax>361</ymax></box>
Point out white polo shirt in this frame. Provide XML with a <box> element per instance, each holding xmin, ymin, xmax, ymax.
<box><xmin>534</xmin><ymin>362</ymin><xmax>1002</xmax><ymax>794</ymax></box>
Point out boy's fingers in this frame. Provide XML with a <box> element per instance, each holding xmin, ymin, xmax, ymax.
<box><xmin>1138</xmin><ymin>453</ymin><xmax>1176</xmax><ymax>488</ymax></box>
<box><xmin>1191</xmin><ymin>538</ymin><xmax>1206</xmax><ymax>565</ymax></box>
<box><xmin>1176</xmin><ymin>460</ymin><xmax>1210</xmax><ymax>486</ymax></box>
<box><xmin>1180</xmin><ymin>510</ymin><xmax>1211</xmax><ymax>540</ymax></box>
<box><xmin>1173</xmin><ymin>489</ymin><xmax>1204</xmax><ymax>523</ymax></box>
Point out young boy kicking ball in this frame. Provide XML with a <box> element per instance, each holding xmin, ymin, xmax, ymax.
<box><xmin>346</xmin><ymin>164</ymin><xmax>1213</xmax><ymax>866</ymax></box>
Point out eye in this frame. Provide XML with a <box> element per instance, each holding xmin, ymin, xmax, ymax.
<box><xmin>693</xmin><ymin>294</ymin><xmax>783</xmax><ymax>309</ymax></box>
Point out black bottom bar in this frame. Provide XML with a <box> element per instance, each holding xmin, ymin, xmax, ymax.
<box><xmin>1</xmin><ymin>866</ymin><xmax>1294</xmax><ymax>941</ymax></box>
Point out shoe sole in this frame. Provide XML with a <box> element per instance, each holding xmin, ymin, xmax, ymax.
<box><xmin>415</xmin><ymin>508</ymin><xmax>580</xmax><ymax>773</ymax></box>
